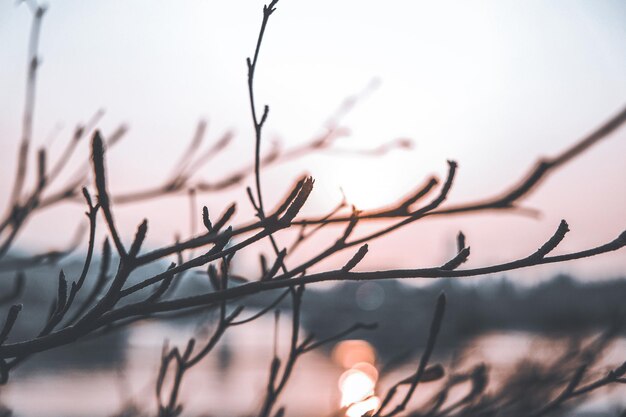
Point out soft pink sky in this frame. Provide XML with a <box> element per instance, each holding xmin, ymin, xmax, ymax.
<box><xmin>0</xmin><ymin>0</ymin><xmax>625</xmax><ymax>282</ymax></box>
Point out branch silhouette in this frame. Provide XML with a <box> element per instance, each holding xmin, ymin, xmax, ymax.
<box><xmin>0</xmin><ymin>1</ymin><xmax>625</xmax><ymax>416</ymax></box>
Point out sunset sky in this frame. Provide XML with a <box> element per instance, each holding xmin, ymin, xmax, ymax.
<box><xmin>0</xmin><ymin>0</ymin><xmax>625</xmax><ymax>282</ymax></box>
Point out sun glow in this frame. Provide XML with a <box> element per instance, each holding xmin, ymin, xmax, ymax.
<box><xmin>332</xmin><ymin>340</ymin><xmax>377</xmax><ymax>369</ymax></box>
<box><xmin>339</xmin><ymin>365</ymin><xmax>377</xmax><ymax>407</ymax></box>
<box><xmin>334</xmin><ymin>340</ymin><xmax>381</xmax><ymax>417</ymax></box>
<box><xmin>345</xmin><ymin>396</ymin><xmax>382</xmax><ymax>417</ymax></box>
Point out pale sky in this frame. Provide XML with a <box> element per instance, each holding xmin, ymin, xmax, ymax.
<box><xmin>0</xmin><ymin>0</ymin><xmax>625</xmax><ymax>282</ymax></box>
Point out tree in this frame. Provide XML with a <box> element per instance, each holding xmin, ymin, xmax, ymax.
<box><xmin>0</xmin><ymin>1</ymin><xmax>625</xmax><ymax>416</ymax></box>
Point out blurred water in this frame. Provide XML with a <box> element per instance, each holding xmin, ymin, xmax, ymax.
<box><xmin>2</xmin><ymin>317</ymin><xmax>625</xmax><ymax>417</ymax></box>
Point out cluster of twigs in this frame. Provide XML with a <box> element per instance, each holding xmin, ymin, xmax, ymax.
<box><xmin>355</xmin><ymin>295</ymin><xmax>626</xmax><ymax>417</ymax></box>
<box><xmin>1</xmin><ymin>0</ymin><xmax>626</xmax><ymax>416</ymax></box>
